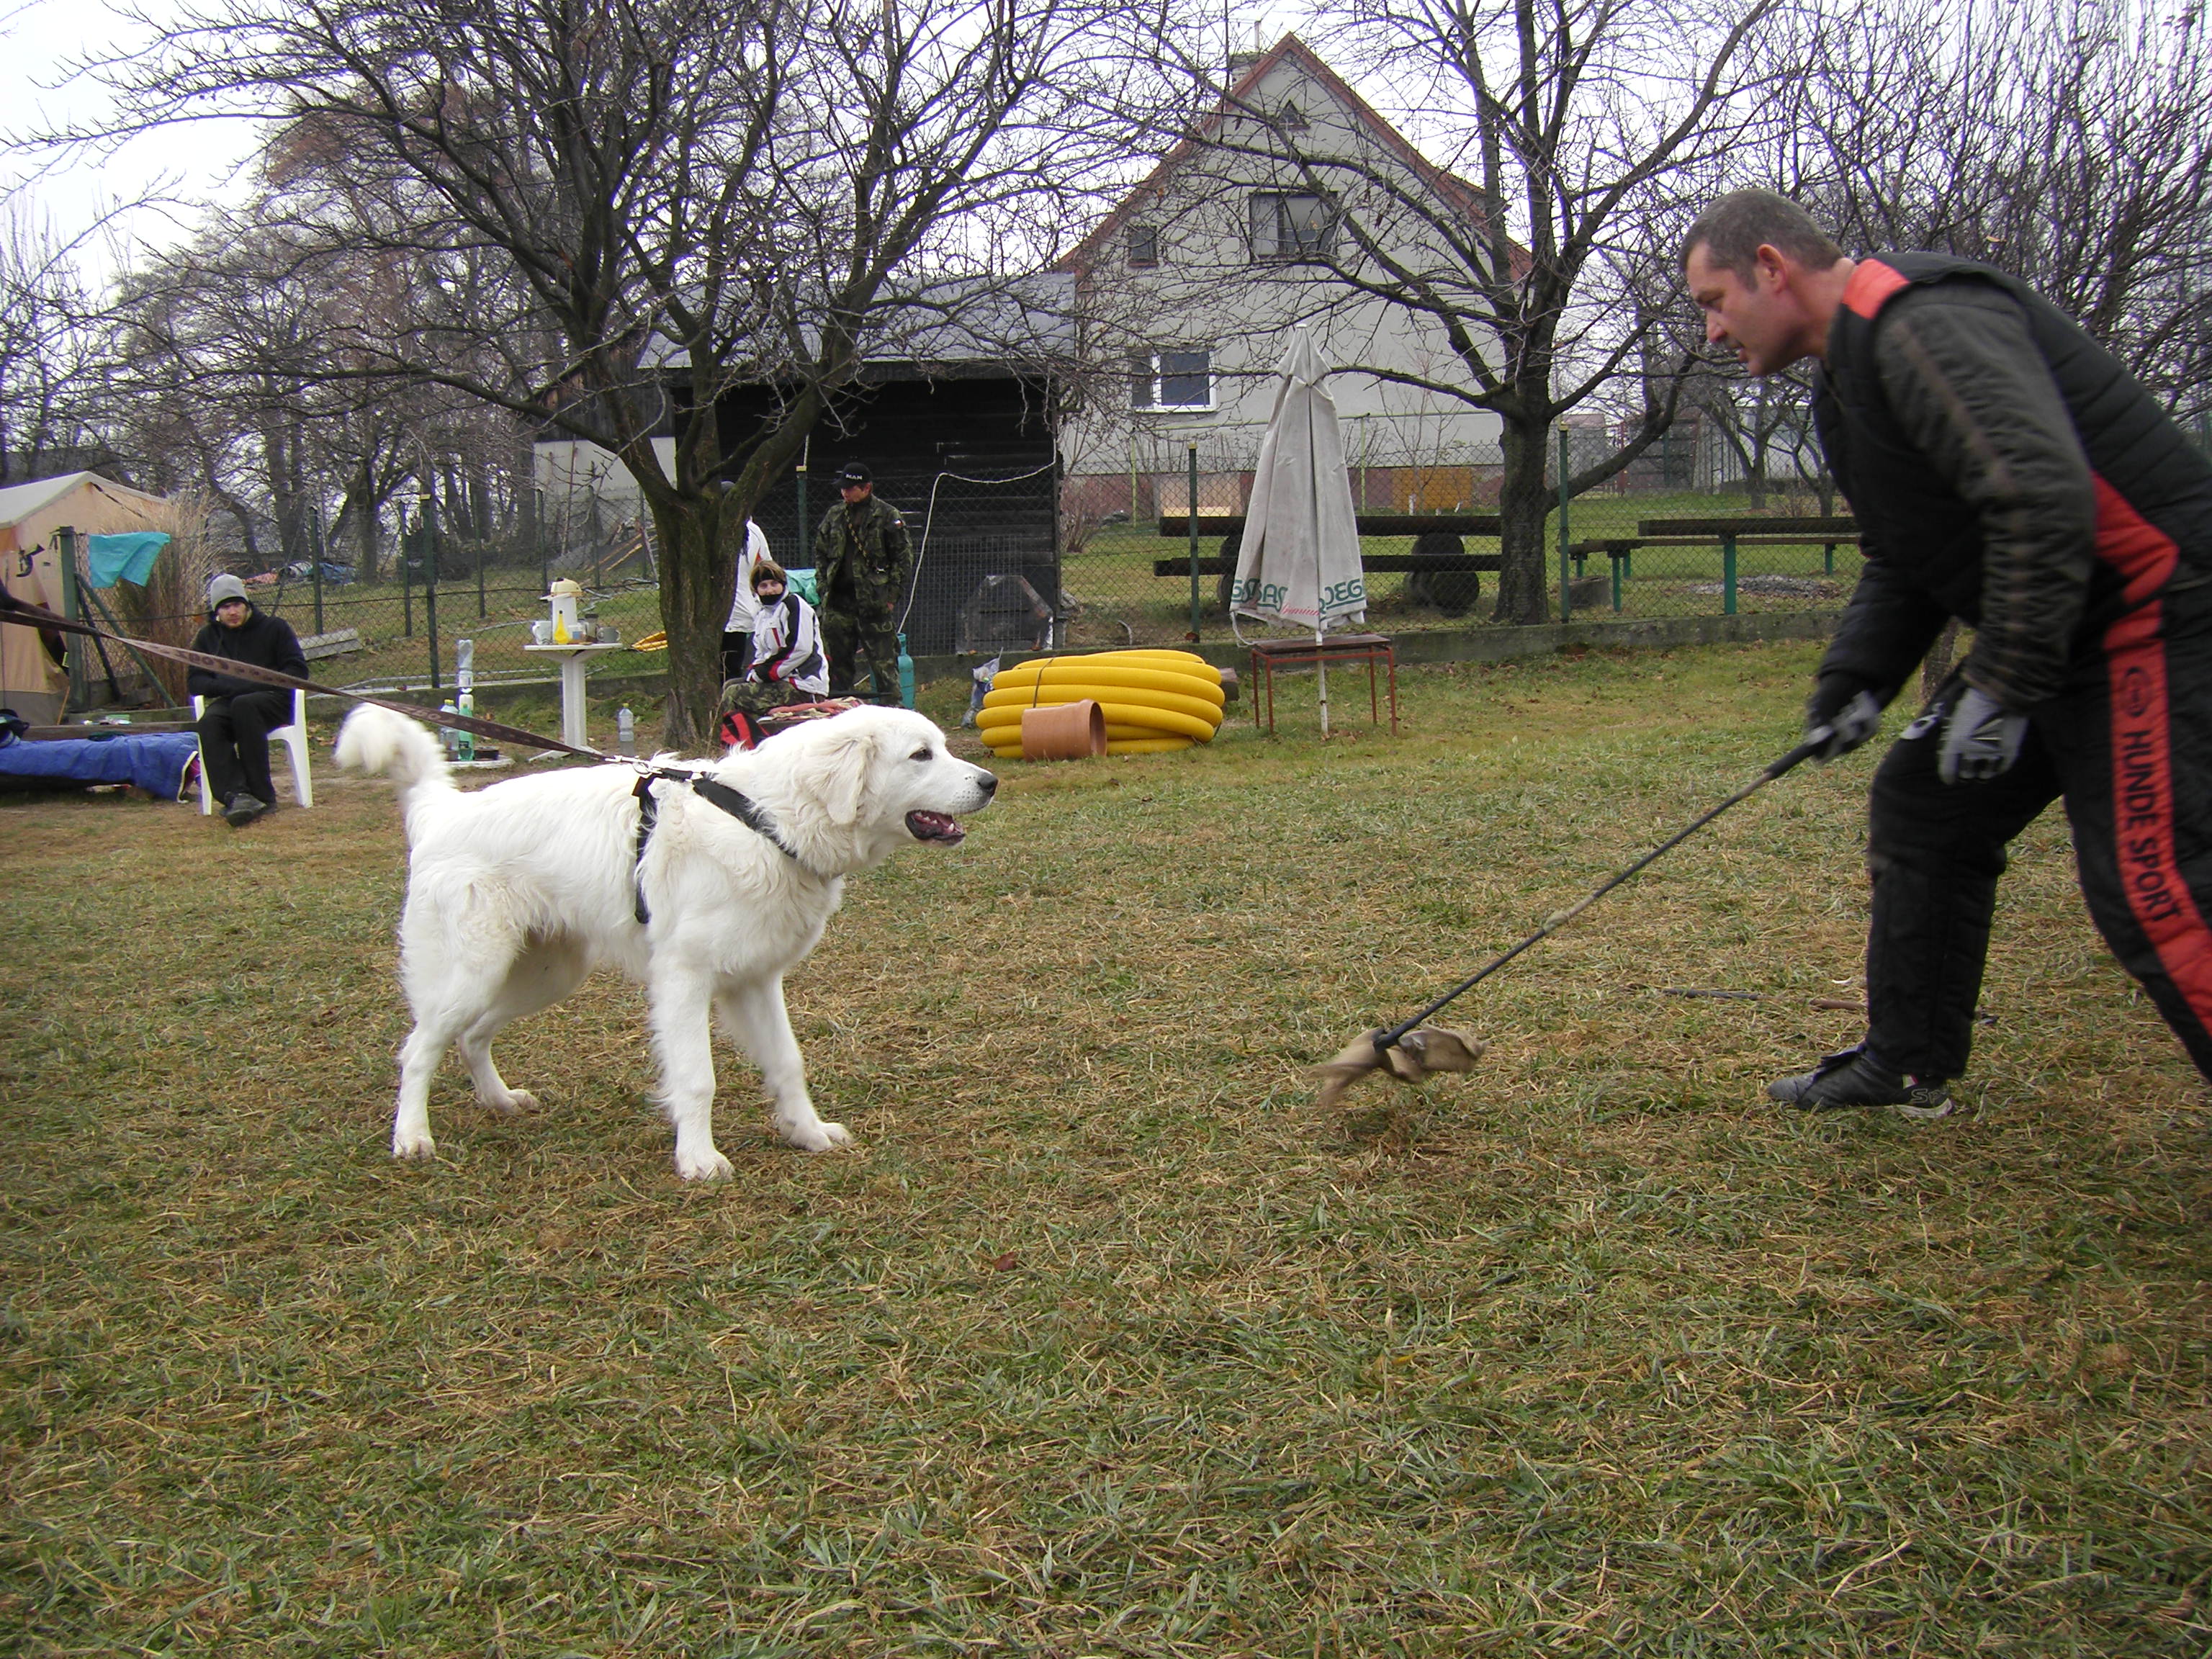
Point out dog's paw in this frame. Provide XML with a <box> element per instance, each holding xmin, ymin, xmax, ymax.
<box><xmin>392</xmin><ymin>1131</ymin><xmax>437</xmax><ymax>1161</ymax></box>
<box><xmin>675</xmin><ymin>1145</ymin><xmax>736</xmax><ymax>1182</ymax></box>
<box><xmin>486</xmin><ymin>1089</ymin><xmax>539</xmax><ymax>1116</ymax></box>
<box><xmin>784</xmin><ymin>1120</ymin><xmax>853</xmax><ymax>1153</ymax></box>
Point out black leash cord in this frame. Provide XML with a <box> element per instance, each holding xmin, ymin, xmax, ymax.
<box><xmin>1373</xmin><ymin>735</ymin><xmax>1828</xmax><ymax>1051</ymax></box>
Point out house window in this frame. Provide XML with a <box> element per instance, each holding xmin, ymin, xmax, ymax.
<box><xmin>1126</xmin><ymin>224</ymin><xmax>1159</xmax><ymax>266</ymax></box>
<box><xmin>1130</xmin><ymin>349</ymin><xmax>1213</xmax><ymax>410</ymax></box>
<box><xmin>1249</xmin><ymin>191</ymin><xmax>1336</xmax><ymax>261</ymax></box>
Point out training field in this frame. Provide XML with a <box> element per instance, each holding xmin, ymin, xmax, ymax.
<box><xmin>4</xmin><ymin>641</ymin><xmax>2207</xmax><ymax>1655</ymax></box>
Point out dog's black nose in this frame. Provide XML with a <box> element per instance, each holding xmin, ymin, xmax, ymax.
<box><xmin>979</xmin><ymin>771</ymin><xmax>999</xmax><ymax>796</ymax></box>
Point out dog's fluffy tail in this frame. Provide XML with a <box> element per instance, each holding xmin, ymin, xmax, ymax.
<box><xmin>335</xmin><ymin>704</ymin><xmax>454</xmax><ymax>822</ymax></box>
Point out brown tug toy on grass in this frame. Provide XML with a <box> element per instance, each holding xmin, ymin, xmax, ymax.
<box><xmin>1310</xmin><ymin>1027</ymin><xmax>1488</xmax><ymax>1108</ymax></box>
<box><xmin>1309</xmin><ymin>733</ymin><xmax>1830</xmax><ymax>1107</ymax></box>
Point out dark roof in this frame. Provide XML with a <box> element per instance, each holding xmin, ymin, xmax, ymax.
<box><xmin>647</xmin><ymin>274</ymin><xmax>1078</xmax><ymax>374</ymax></box>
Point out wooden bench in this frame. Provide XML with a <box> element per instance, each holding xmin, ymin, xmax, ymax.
<box><xmin>1566</xmin><ymin>516</ymin><xmax>1859</xmax><ymax>614</ymax></box>
<box><xmin>1160</xmin><ymin>513</ymin><xmax>1503</xmax><ymax>538</ymax></box>
<box><xmin>298</xmin><ymin>626</ymin><xmax>364</xmax><ymax>661</ymax></box>
<box><xmin>1154</xmin><ymin>514</ymin><xmax>1506</xmax><ymax>578</ymax></box>
<box><xmin>1152</xmin><ymin>552</ymin><xmax>1503</xmax><ymax>576</ymax></box>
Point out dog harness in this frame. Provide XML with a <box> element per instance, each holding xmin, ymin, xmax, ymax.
<box><xmin>630</xmin><ymin>766</ymin><xmax>799</xmax><ymax>924</ymax></box>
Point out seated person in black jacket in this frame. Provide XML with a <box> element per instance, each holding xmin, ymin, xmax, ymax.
<box><xmin>190</xmin><ymin>573</ymin><xmax>308</xmax><ymax>826</ymax></box>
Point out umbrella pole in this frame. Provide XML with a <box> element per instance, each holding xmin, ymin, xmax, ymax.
<box><xmin>1315</xmin><ymin>626</ymin><xmax>1331</xmax><ymax>737</ymax></box>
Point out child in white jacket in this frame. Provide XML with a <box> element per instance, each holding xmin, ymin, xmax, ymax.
<box><xmin>716</xmin><ymin>559</ymin><xmax>830</xmax><ymax>748</ymax></box>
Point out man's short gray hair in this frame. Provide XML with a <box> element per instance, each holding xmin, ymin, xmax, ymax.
<box><xmin>1681</xmin><ymin>189</ymin><xmax>1844</xmax><ymax>279</ymax></box>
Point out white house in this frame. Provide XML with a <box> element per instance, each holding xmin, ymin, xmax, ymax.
<box><xmin>1054</xmin><ymin>34</ymin><xmax>1507</xmax><ymax>523</ymax></box>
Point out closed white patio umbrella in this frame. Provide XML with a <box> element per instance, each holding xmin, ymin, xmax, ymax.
<box><xmin>1230</xmin><ymin>328</ymin><xmax>1367</xmax><ymax>734</ymax></box>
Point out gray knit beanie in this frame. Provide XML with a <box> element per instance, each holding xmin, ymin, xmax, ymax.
<box><xmin>207</xmin><ymin>573</ymin><xmax>249</xmax><ymax>609</ymax></box>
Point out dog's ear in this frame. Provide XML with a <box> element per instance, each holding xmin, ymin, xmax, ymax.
<box><xmin>789</xmin><ymin>721</ymin><xmax>874</xmax><ymax>826</ymax></box>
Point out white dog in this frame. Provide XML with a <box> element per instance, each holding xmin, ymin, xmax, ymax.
<box><xmin>334</xmin><ymin>703</ymin><xmax>997</xmax><ymax>1178</ymax></box>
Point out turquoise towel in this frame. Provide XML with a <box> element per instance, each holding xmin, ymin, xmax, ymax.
<box><xmin>86</xmin><ymin>532</ymin><xmax>171</xmax><ymax>588</ymax></box>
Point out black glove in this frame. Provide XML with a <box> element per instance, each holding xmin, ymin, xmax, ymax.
<box><xmin>1803</xmin><ymin>675</ymin><xmax>1884</xmax><ymax>761</ymax></box>
<box><xmin>1936</xmin><ymin>685</ymin><xmax>2028</xmax><ymax>783</ymax></box>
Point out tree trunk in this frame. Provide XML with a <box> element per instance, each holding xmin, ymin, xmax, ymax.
<box><xmin>650</xmin><ymin>495</ymin><xmax>746</xmax><ymax>750</ymax></box>
<box><xmin>336</xmin><ymin>467</ymin><xmax>382</xmax><ymax>581</ymax></box>
<box><xmin>1492</xmin><ymin>421</ymin><xmax>1556</xmax><ymax>624</ymax></box>
<box><xmin>1920</xmin><ymin>617</ymin><xmax>1963</xmax><ymax>700</ymax></box>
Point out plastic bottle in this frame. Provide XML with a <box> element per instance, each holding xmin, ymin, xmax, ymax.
<box><xmin>439</xmin><ymin>702</ymin><xmax>460</xmax><ymax>760</ymax></box>
<box><xmin>896</xmin><ymin>633</ymin><xmax>916</xmax><ymax>709</ymax></box>
<box><xmin>454</xmin><ymin>639</ymin><xmax>475</xmax><ymax>762</ymax></box>
<box><xmin>616</xmin><ymin>705</ymin><xmax>636</xmax><ymax>757</ymax></box>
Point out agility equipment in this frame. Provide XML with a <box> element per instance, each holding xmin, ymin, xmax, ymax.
<box><xmin>1312</xmin><ymin>733</ymin><xmax>1830</xmax><ymax>1105</ymax></box>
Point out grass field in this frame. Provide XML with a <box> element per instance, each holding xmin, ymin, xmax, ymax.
<box><xmin>4</xmin><ymin>640</ymin><xmax>2207</xmax><ymax>1656</ymax></box>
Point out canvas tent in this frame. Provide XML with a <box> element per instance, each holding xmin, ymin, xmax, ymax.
<box><xmin>1</xmin><ymin>473</ymin><xmax>172</xmax><ymax>722</ymax></box>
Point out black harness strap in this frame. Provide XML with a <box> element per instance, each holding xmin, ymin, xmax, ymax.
<box><xmin>631</xmin><ymin>773</ymin><xmax>662</xmax><ymax>923</ymax></box>
<box><xmin>689</xmin><ymin>775</ymin><xmax>799</xmax><ymax>854</ymax></box>
<box><xmin>631</xmin><ymin>766</ymin><xmax>799</xmax><ymax>925</ymax></box>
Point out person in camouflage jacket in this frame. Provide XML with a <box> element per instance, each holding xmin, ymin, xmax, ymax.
<box><xmin>811</xmin><ymin>462</ymin><xmax>912</xmax><ymax>701</ymax></box>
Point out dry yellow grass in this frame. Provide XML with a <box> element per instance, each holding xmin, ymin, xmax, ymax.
<box><xmin>3</xmin><ymin>639</ymin><xmax>2206</xmax><ymax>1656</ymax></box>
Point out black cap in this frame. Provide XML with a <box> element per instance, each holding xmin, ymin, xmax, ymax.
<box><xmin>835</xmin><ymin>462</ymin><xmax>872</xmax><ymax>485</ymax></box>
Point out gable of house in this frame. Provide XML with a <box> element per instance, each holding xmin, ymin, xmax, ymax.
<box><xmin>1054</xmin><ymin>35</ymin><xmax>1510</xmax><ymax>515</ymax></box>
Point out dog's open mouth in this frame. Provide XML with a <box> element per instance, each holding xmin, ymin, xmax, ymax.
<box><xmin>905</xmin><ymin>810</ymin><xmax>966</xmax><ymax>845</ymax></box>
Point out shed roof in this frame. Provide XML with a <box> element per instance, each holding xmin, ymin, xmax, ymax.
<box><xmin>0</xmin><ymin>472</ymin><xmax>169</xmax><ymax>528</ymax></box>
<box><xmin>0</xmin><ymin>472</ymin><xmax>98</xmax><ymax>529</ymax></box>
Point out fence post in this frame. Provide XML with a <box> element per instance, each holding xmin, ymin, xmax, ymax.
<box><xmin>1187</xmin><ymin>444</ymin><xmax>1202</xmax><ymax>641</ymax></box>
<box><xmin>1556</xmin><ymin>422</ymin><xmax>1572</xmax><ymax>623</ymax></box>
<box><xmin>402</xmin><ymin>511</ymin><xmax>415</xmax><ymax>639</ymax></box>
<box><xmin>310</xmin><ymin>503</ymin><xmax>325</xmax><ymax>636</ymax></box>
<box><xmin>1721</xmin><ymin>531</ymin><xmax>1738</xmax><ymax>616</ymax></box>
<box><xmin>55</xmin><ymin>525</ymin><xmax>89</xmax><ymax>711</ymax></box>
<box><xmin>795</xmin><ymin>441</ymin><xmax>809</xmax><ymax>564</ymax></box>
<box><xmin>424</xmin><ymin>487</ymin><xmax>442</xmax><ymax>691</ymax></box>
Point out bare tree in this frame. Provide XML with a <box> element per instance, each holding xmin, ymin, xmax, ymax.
<box><xmin>1165</xmin><ymin>1</ymin><xmax>1806</xmax><ymax>621</ymax></box>
<box><xmin>86</xmin><ymin>0</ymin><xmax>1156</xmax><ymax>742</ymax></box>
<box><xmin>104</xmin><ymin>213</ymin><xmax>487</xmax><ymax>580</ymax></box>
<box><xmin>1788</xmin><ymin>0</ymin><xmax>2212</xmax><ymax>418</ymax></box>
<box><xmin>0</xmin><ymin>200</ymin><xmax>114</xmax><ymax>482</ymax></box>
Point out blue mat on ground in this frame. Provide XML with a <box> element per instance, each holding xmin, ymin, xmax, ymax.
<box><xmin>0</xmin><ymin>732</ymin><xmax>200</xmax><ymax>800</ymax></box>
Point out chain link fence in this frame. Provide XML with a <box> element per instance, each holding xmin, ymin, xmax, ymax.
<box><xmin>1057</xmin><ymin>425</ymin><xmax>1857</xmax><ymax>647</ymax></box>
<box><xmin>63</xmin><ymin>428</ymin><xmax>1863</xmax><ymax>714</ymax></box>
<box><xmin>65</xmin><ymin>524</ymin><xmax>660</xmax><ymax>706</ymax></box>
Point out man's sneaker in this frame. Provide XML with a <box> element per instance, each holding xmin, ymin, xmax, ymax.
<box><xmin>222</xmin><ymin>792</ymin><xmax>269</xmax><ymax>827</ymax></box>
<box><xmin>1767</xmin><ymin>1045</ymin><xmax>1954</xmax><ymax>1119</ymax></box>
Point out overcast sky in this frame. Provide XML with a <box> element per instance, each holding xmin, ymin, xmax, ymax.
<box><xmin>4</xmin><ymin>1</ymin><xmax>1307</xmax><ymax>292</ymax></box>
<box><xmin>1</xmin><ymin>0</ymin><xmax>264</xmax><ymax>285</ymax></box>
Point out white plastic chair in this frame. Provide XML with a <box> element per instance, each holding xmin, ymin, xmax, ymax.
<box><xmin>193</xmin><ymin>687</ymin><xmax>314</xmax><ymax>812</ymax></box>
